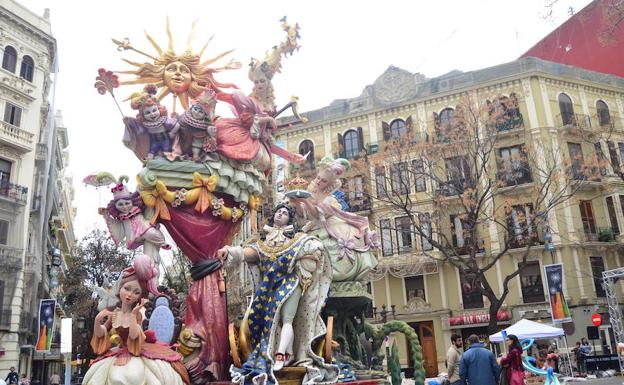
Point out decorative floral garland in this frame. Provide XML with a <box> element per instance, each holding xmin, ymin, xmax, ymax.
<box><xmin>138</xmin><ymin>172</ymin><xmax>259</xmax><ymax>225</ymax></box>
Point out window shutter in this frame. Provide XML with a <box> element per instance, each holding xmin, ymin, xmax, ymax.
<box><xmin>382</xmin><ymin>121</ymin><xmax>391</xmax><ymax>141</ymax></box>
<box><xmin>406</xmin><ymin>115</ymin><xmax>413</xmax><ymax>132</ymax></box>
<box><xmin>337</xmin><ymin>133</ymin><xmax>345</xmax><ymax>158</ymax></box>
<box><xmin>3</xmin><ymin>104</ymin><xmax>10</xmax><ymax>123</ymax></box>
<box><xmin>357</xmin><ymin>126</ymin><xmax>365</xmax><ymax>151</ymax></box>
<box><xmin>13</xmin><ymin>106</ymin><xmax>21</xmax><ymax>127</ymax></box>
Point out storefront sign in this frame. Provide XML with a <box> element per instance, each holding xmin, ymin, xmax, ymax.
<box><xmin>544</xmin><ymin>263</ymin><xmax>572</xmax><ymax>322</ymax></box>
<box><xmin>449</xmin><ymin>310</ymin><xmax>511</xmax><ymax>326</ymax></box>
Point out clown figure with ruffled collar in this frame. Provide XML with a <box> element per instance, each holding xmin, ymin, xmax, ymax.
<box><xmin>218</xmin><ymin>203</ymin><xmax>338</xmax><ymax>385</ymax></box>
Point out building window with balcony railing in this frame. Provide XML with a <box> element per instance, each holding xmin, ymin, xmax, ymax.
<box><xmin>605</xmin><ymin>196</ymin><xmax>620</xmax><ymax>235</ymax></box>
<box><xmin>2</xmin><ymin>46</ymin><xmax>17</xmax><ymax>73</ymax></box>
<box><xmin>507</xmin><ymin>203</ymin><xmax>536</xmax><ymax>248</ymax></box>
<box><xmin>567</xmin><ymin>142</ymin><xmax>584</xmax><ymax>179</ymax></box>
<box><xmin>498</xmin><ymin>145</ymin><xmax>532</xmax><ymax>186</ymax></box>
<box><xmin>450</xmin><ymin>214</ymin><xmax>467</xmax><ymax>250</ymax></box>
<box><xmin>390</xmin><ymin>162</ymin><xmax>409</xmax><ymax>195</ymax></box>
<box><xmin>298</xmin><ymin>139</ymin><xmax>315</xmax><ymax>169</ymax></box>
<box><xmin>3</xmin><ymin>102</ymin><xmax>22</xmax><ymax>127</ymax></box>
<box><xmin>518</xmin><ymin>261</ymin><xmax>546</xmax><ymax>303</ymax></box>
<box><xmin>405</xmin><ymin>275</ymin><xmax>426</xmax><ymax>302</ymax></box>
<box><xmin>596</xmin><ymin>100</ymin><xmax>611</xmax><ymax>127</ymax></box>
<box><xmin>519</xmin><ymin>261</ymin><xmax>545</xmax><ymax>303</ymax></box>
<box><xmin>443</xmin><ymin>156</ymin><xmax>472</xmax><ymax>194</ymax></box>
<box><xmin>589</xmin><ymin>256</ymin><xmax>606</xmax><ymax>297</ymax></box>
<box><xmin>375</xmin><ymin>166</ymin><xmax>387</xmax><ymax>198</ymax></box>
<box><xmin>608</xmin><ymin>141</ymin><xmax>620</xmax><ymax>171</ymax></box>
<box><xmin>412</xmin><ymin>159</ymin><xmax>426</xmax><ymax>192</ymax></box>
<box><xmin>488</xmin><ymin>94</ymin><xmax>524</xmax><ymax>132</ymax></box>
<box><xmin>0</xmin><ymin>220</ymin><xmax>8</xmax><ymax>245</ymax></box>
<box><xmin>594</xmin><ymin>143</ymin><xmax>609</xmax><ymax>176</ymax></box>
<box><xmin>396</xmin><ymin>216</ymin><xmax>413</xmax><ymax>253</ymax></box>
<box><xmin>380</xmin><ymin>219</ymin><xmax>393</xmax><ymax>256</ymax></box>
<box><xmin>460</xmin><ymin>271</ymin><xmax>484</xmax><ymax>309</ymax></box>
<box><xmin>19</xmin><ymin>55</ymin><xmax>34</xmax><ymax>82</ymax></box>
<box><xmin>579</xmin><ymin>200</ymin><xmax>597</xmax><ymax>240</ymax></box>
<box><xmin>0</xmin><ymin>159</ymin><xmax>10</xmax><ymax>186</ymax></box>
<box><xmin>558</xmin><ymin>93</ymin><xmax>575</xmax><ymax>125</ymax></box>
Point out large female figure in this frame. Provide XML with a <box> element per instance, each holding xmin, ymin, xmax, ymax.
<box><xmin>291</xmin><ymin>157</ymin><xmax>378</xmax><ymax>282</ymax></box>
<box><xmin>83</xmin><ymin>262</ymin><xmax>189</xmax><ymax>385</ymax></box>
<box><xmin>218</xmin><ymin>203</ymin><xmax>337</xmax><ymax>385</ymax></box>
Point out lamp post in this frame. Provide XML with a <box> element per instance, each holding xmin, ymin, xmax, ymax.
<box><xmin>76</xmin><ymin>317</ymin><xmax>86</xmax><ymax>376</ymax></box>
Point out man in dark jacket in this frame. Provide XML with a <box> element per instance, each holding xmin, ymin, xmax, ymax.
<box><xmin>459</xmin><ymin>334</ymin><xmax>499</xmax><ymax>385</ymax></box>
<box><xmin>5</xmin><ymin>367</ymin><xmax>19</xmax><ymax>385</ymax></box>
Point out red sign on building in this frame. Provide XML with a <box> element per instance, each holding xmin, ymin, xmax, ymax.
<box><xmin>592</xmin><ymin>313</ymin><xmax>602</xmax><ymax>326</ymax></box>
<box><xmin>449</xmin><ymin>311</ymin><xmax>512</xmax><ymax>326</ymax></box>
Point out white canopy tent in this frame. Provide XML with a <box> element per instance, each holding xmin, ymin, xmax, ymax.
<box><xmin>490</xmin><ymin>318</ymin><xmax>564</xmax><ymax>342</ymax></box>
<box><xmin>489</xmin><ymin>318</ymin><xmax>573</xmax><ymax>376</ymax></box>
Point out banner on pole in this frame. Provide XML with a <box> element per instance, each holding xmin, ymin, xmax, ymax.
<box><xmin>35</xmin><ymin>299</ymin><xmax>57</xmax><ymax>352</ymax></box>
<box><xmin>60</xmin><ymin>318</ymin><xmax>72</xmax><ymax>354</ymax></box>
<box><xmin>544</xmin><ymin>263</ymin><xmax>571</xmax><ymax>323</ymax></box>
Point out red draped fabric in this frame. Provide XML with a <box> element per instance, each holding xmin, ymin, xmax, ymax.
<box><xmin>161</xmin><ymin>197</ymin><xmax>241</xmax><ymax>382</ymax></box>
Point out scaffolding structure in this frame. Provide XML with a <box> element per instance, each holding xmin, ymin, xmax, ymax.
<box><xmin>602</xmin><ymin>266</ymin><xmax>624</xmax><ymax>372</ymax></box>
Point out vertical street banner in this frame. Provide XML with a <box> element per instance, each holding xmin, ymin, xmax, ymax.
<box><xmin>35</xmin><ymin>299</ymin><xmax>57</xmax><ymax>352</ymax></box>
<box><xmin>544</xmin><ymin>263</ymin><xmax>572</xmax><ymax>322</ymax></box>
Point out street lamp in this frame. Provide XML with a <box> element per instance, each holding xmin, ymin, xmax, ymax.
<box><xmin>76</xmin><ymin>317</ymin><xmax>87</xmax><ymax>376</ymax></box>
<box><xmin>77</xmin><ymin>317</ymin><xmax>85</xmax><ymax>332</ymax></box>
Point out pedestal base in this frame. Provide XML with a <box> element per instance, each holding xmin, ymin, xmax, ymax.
<box><xmin>275</xmin><ymin>367</ymin><xmax>307</xmax><ymax>385</ymax></box>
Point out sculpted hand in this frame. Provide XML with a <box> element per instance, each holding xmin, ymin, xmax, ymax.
<box><xmin>217</xmin><ymin>246</ymin><xmax>230</xmax><ymax>262</ymax></box>
<box><xmin>123</xmin><ymin>117</ymin><xmax>131</xmax><ymax>125</ymax></box>
<box><xmin>206</xmin><ymin>126</ymin><xmax>217</xmax><ymax>137</ymax></box>
<box><xmin>95</xmin><ymin>309</ymin><xmax>113</xmax><ymax>324</ymax></box>
<box><xmin>97</xmin><ymin>207</ymin><xmax>107</xmax><ymax>215</ymax></box>
<box><xmin>132</xmin><ymin>298</ymin><xmax>147</xmax><ymax>318</ymax></box>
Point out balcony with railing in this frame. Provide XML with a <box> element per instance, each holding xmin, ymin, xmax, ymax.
<box><xmin>0</xmin><ymin>121</ymin><xmax>35</xmax><ymax>152</ymax></box>
<box><xmin>0</xmin><ymin>246</ymin><xmax>22</xmax><ymax>272</ymax></box>
<box><xmin>497</xmin><ymin>165</ymin><xmax>533</xmax><ymax>188</ymax></box>
<box><xmin>556</xmin><ymin>113</ymin><xmax>596</xmax><ymax>136</ymax></box>
<box><xmin>584</xmin><ymin>227</ymin><xmax>618</xmax><ymax>243</ymax></box>
<box><xmin>0</xmin><ymin>182</ymin><xmax>28</xmax><ymax>205</ymax></box>
<box><xmin>506</xmin><ymin>231</ymin><xmax>544</xmax><ymax>250</ymax></box>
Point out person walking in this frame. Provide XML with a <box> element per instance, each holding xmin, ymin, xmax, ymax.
<box><xmin>498</xmin><ymin>334</ymin><xmax>525</xmax><ymax>385</ymax></box>
<box><xmin>446</xmin><ymin>333</ymin><xmax>463</xmax><ymax>385</ymax></box>
<box><xmin>5</xmin><ymin>368</ymin><xmax>18</xmax><ymax>385</ymax></box>
<box><xmin>18</xmin><ymin>374</ymin><xmax>29</xmax><ymax>385</ymax></box>
<box><xmin>459</xmin><ymin>334</ymin><xmax>499</xmax><ymax>385</ymax></box>
<box><xmin>48</xmin><ymin>373</ymin><xmax>60</xmax><ymax>385</ymax></box>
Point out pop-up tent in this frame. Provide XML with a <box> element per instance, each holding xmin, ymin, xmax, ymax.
<box><xmin>490</xmin><ymin>318</ymin><xmax>572</xmax><ymax>376</ymax></box>
<box><xmin>490</xmin><ymin>318</ymin><xmax>564</xmax><ymax>342</ymax></box>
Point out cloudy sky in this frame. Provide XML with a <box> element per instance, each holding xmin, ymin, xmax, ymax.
<box><xmin>19</xmin><ymin>0</ymin><xmax>591</xmax><ymax>238</ymax></box>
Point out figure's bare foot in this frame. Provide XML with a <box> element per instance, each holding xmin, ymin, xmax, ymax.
<box><xmin>193</xmin><ymin>155</ymin><xmax>202</xmax><ymax>162</ymax></box>
<box><xmin>146</xmin><ymin>153</ymin><xmax>155</xmax><ymax>161</ymax></box>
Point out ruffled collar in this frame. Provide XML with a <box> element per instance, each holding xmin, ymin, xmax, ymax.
<box><xmin>142</xmin><ymin>116</ymin><xmax>167</xmax><ymax>129</ymax></box>
<box><xmin>263</xmin><ymin>224</ymin><xmax>294</xmax><ymax>246</ymax></box>
<box><xmin>179</xmin><ymin>111</ymin><xmax>212</xmax><ymax>130</ymax></box>
<box><xmin>115</xmin><ymin>206</ymin><xmax>142</xmax><ymax>221</ymax></box>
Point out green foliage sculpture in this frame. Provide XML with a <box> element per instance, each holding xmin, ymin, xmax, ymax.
<box><xmin>389</xmin><ymin>341</ymin><xmax>401</xmax><ymax>385</ymax></box>
<box><xmin>371</xmin><ymin>321</ymin><xmax>426</xmax><ymax>385</ymax></box>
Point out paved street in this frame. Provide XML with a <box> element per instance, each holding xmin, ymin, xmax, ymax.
<box><xmin>564</xmin><ymin>377</ymin><xmax>624</xmax><ymax>385</ymax></box>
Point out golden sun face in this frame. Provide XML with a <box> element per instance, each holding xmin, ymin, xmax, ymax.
<box><xmin>164</xmin><ymin>62</ymin><xmax>192</xmax><ymax>93</ymax></box>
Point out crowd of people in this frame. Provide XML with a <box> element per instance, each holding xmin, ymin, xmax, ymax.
<box><xmin>3</xmin><ymin>367</ymin><xmax>60</xmax><ymax>385</ymax></box>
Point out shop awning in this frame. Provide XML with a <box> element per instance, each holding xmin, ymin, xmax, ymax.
<box><xmin>489</xmin><ymin>318</ymin><xmax>564</xmax><ymax>342</ymax></box>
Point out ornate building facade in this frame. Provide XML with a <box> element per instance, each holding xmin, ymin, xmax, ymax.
<box><xmin>0</xmin><ymin>1</ymin><xmax>75</xmax><ymax>378</ymax></box>
<box><xmin>277</xmin><ymin>57</ymin><xmax>624</xmax><ymax>376</ymax></box>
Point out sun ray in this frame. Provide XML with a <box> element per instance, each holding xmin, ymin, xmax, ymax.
<box><xmin>122</xmin><ymin>58</ymin><xmax>148</xmax><ymax>68</ymax></box>
<box><xmin>198</xmin><ymin>35</ymin><xmax>214</xmax><ymax>59</ymax></box>
<box><xmin>201</xmin><ymin>49</ymin><xmax>234</xmax><ymax>66</ymax></box>
<box><xmin>120</xmin><ymin>78</ymin><xmax>161</xmax><ymax>86</ymax></box>
<box><xmin>166</xmin><ymin>17</ymin><xmax>174</xmax><ymax>53</ymax></box>
<box><xmin>186</xmin><ymin>19</ymin><xmax>198</xmax><ymax>52</ymax></box>
<box><xmin>179</xmin><ymin>92</ymin><xmax>190</xmax><ymax>110</ymax></box>
<box><xmin>144</xmin><ymin>30</ymin><xmax>163</xmax><ymax>56</ymax></box>
<box><xmin>155</xmin><ymin>86</ymin><xmax>171</xmax><ymax>102</ymax></box>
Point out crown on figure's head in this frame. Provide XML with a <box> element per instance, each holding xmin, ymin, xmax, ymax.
<box><xmin>286</xmin><ymin>174</ymin><xmax>308</xmax><ymax>191</ymax></box>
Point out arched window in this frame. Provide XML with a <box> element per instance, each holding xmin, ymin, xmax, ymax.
<box><xmin>343</xmin><ymin>130</ymin><xmax>360</xmax><ymax>159</ymax></box>
<box><xmin>2</xmin><ymin>46</ymin><xmax>17</xmax><ymax>73</ymax></box>
<box><xmin>298</xmin><ymin>139</ymin><xmax>314</xmax><ymax>168</ymax></box>
<box><xmin>390</xmin><ymin>119</ymin><xmax>406</xmax><ymax>140</ymax></box>
<box><xmin>558</xmin><ymin>93</ymin><xmax>575</xmax><ymax>126</ymax></box>
<box><xmin>439</xmin><ymin>108</ymin><xmax>455</xmax><ymax>127</ymax></box>
<box><xmin>19</xmin><ymin>55</ymin><xmax>34</xmax><ymax>82</ymax></box>
<box><xmin>596</xmin><ymin>100</ymin><xmax>611</xmax><ymax>127</ymax></box>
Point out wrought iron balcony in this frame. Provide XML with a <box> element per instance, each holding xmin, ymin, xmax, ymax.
<box><xmin>0</xmin><ymin>246</ymin><xmax>23</xmax><ymax>272</ymax></box>
<box><xmin>585</xmin><ymin>227</ymin><xmax>617</xmax><ymax>242</ymax></box>
<box><xmin>557</xmin><ymin>113</ymin><xmax>595</xmax><ymax>135</ymax></box>
<box><xmin>0</xmin><ymin>181</ymin><xmax>28</xmax><ymax>204</ymax></box>
<box><xmin>0</xmin><ymin>121</ymin><xmax>34</xmax><ymax>152</ymax></box>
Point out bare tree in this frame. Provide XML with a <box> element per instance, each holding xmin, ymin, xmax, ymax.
<box><xmin>352</xmin><ymin>92</ymin><xmax>599</xmax><ymax>333</ymax></box>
